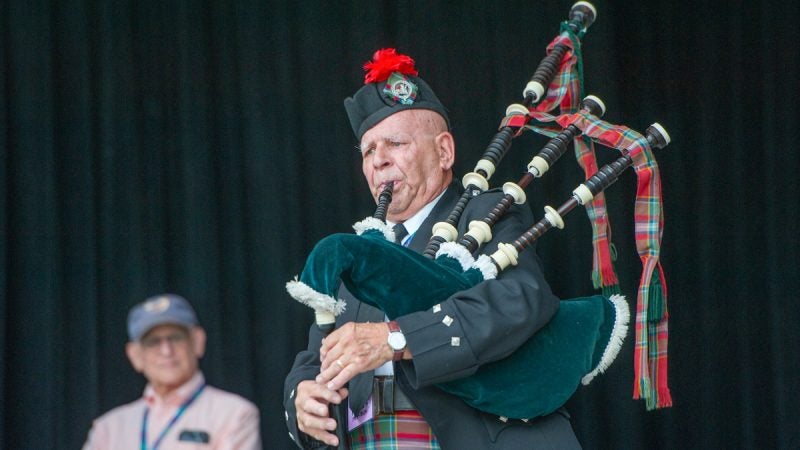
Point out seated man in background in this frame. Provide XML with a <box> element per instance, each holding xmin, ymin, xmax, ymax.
<box><xmin>83</xmin><ymin>293</ymin><xmax>262</xmax><ymax>450</ymax></box>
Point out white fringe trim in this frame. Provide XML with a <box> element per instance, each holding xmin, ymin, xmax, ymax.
<box><xmin>436</xmin><ymin>242</ymin><xmax>476</xmax><ymax>271</ymax></box>
<box><xmin>286</xmin><ymin>277</ymin><xmax>346</xmax><ymax>316</ymax></box>
<box><xmin>472</xmin><ymin>254</ymin><xmax>498</xmax><ymax>280</ymax></box>
<box><xmin>581</xmin><ymin>294</ymin><xmax>629</xmax><ymax>385</ymax></box>
<box><xmin>352</xmin><ymin>217</ymin><xmax>394</xmax><ymax>241</ymax></box>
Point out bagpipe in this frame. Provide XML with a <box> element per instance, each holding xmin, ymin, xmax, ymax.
<box><xmin>288</xmin><ymin>0</ymin><xmax>672</xmax><ymax>423</ymax></box>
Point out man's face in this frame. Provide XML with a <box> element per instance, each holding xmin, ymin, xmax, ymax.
<box><xmin>126</xmin><ymin>324</ymin><xmax>206</xmax><ymax>396</ymax></box>
<box><xmin>360</xmin><ymin>109</ymin><xmax>454</xmax><ymax>222</ymax></box>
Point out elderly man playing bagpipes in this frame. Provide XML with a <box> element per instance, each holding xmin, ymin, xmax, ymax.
<box><xmin>283</xmin><ymin>3</ymin><xmax>675</xmax><ymax>448</ymax></box>
<box><xmin>283</xmin><ymin>47</ymin><xmax>583</xmax><ymax>448</ymax></box>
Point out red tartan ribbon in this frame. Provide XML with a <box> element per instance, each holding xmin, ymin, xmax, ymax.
<box><xmin>506</xmin><ymin>22</ymin><xmax>672</xmax><ymax>409</ymax></box>
<box><xmin>528</xmin><ymin>27</ymin><xmax>620</xmax><ymax>294</ymax></box>
<box><xmin>556</xmin><ymin>112</ymin><xmax>673</xmax><ymax>409</ymax></box>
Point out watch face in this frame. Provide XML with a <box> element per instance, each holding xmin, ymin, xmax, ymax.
<box><xmin>388</xmin><ymin>332</ymin><xmax>406</xmax><ymax>350</ymax></box>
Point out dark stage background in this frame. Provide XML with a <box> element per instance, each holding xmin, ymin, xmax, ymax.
<box><xmin>2</xmin><ymin>1</ymin><xmax>798</xmax><ymax>449</ymax></box>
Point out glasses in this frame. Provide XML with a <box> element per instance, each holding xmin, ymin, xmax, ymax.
<box><xmin>140</xmin><ymin>331</ymin><xmax>189</xmax><ymax>349</ymax></box>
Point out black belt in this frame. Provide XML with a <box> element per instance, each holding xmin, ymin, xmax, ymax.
<box><xmin>373</xmin><ymin>376</ymin><xmax>416</xmax><ymax>415</ymax></box>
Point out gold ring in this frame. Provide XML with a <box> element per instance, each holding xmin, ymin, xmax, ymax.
<box><xmin>335</xmin><ymin>359</ymin><xmax>344</xmax><ymax>368</ymax></box>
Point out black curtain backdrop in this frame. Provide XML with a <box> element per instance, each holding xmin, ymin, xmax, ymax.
<box><xmin>2</xmin><ymin>1</ymin><xmax>798</xmax><ymax>449</ymax></box>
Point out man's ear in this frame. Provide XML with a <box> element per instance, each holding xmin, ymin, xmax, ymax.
<box><xmin>126</xmin><ymin>342</ymin><xmax>144</xmax><ymax>373</ymax></box>
<box><xmin>436</xmin><ymin>131</ymin><xmax>455</xmax><ymax>171</ymax></box>
<box><xmin>191</xmin><ymin>327</ymin><xmax>207</xmax><ymax>359</ymax></box>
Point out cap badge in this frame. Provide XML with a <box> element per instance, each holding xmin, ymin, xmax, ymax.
<box><xmin>143</xmin><ymin>296</ymin><xmax>171</xmax><ymax>313</ymax></box>
<box><xmin>383</xmin><ymin>72</ymin><xmax>418</xmax><ymax>105</ymax></box>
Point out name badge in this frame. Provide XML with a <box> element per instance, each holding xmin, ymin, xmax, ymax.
<box><xmin>348</xmin><ymin>397</ymin><xmax>374</xmax><ymax>431</ymax></box>
<box><xmin>178</xmin><ymin>429</ymin><xmax>210</xmax><ymax>443</ymax></box>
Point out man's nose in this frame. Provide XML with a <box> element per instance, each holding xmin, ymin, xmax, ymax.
<box><xmin>372</xmin><ymin>144</ymin><xmax>392</xmax><ymax>168</ymax></box>
<box><xmin>156</xmin><ymin>339</ymin><xmax>176</xmax><ymax>355</ymax></box>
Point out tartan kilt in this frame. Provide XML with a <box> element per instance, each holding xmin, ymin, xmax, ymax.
<box><xmin>348</xmin><ymin>410</ymin><xmax>440</xmax><ymax>449</ymax></box>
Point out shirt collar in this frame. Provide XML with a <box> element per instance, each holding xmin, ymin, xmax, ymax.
<box><xmin>144</xmin><ymin>372</ymin><xmax>205</xmax><ymax>407</ymax></box>
<box><xmin>389</xmin><ymin>188</ymin><xmax>446</xmax><ymax>238</ymax></box>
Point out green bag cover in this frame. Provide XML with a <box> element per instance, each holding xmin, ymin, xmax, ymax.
<box><xmin>287</xmin><ymin>227</ymin><xmax>628</xmax><ymax>419</ymax></box>
<box><xmin>436</xmin><ymin>294</ymin><xmax>626</xmax><ymax>418</ymax></box>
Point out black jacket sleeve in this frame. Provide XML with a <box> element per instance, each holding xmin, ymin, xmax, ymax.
<box><xmin>396</xmin><ymin>191</ymin><xmax>560</xmax><ymax>387</ymax></box>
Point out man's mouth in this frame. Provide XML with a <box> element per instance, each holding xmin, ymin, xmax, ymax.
<box><xmin>379</xmin><ymin>180</ymin><xmax>400</xmax><ymax>193</ymax></box>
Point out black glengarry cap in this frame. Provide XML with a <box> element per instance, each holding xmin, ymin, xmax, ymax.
<box><xmin>344</xmin><ymin>48</ymin><xmax>450</xmax><ymax>141</ymax></box>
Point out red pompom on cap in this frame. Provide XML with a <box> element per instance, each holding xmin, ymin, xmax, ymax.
<box><xmin>363</xmin><ymin>48</ymin><xmax>418</xmax><ymax>84</ymax></box>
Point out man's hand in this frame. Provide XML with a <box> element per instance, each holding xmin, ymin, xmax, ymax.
<box><xmin>295</xmin><ymin>380</ymin><xmax>348</xmax><ymax>447</ymax></box>
<box><xmin>317</xmin><ymin>322</ymin><xmax>394</xmax><ymax>390</ymax></box>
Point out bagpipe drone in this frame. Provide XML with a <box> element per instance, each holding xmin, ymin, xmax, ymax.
<box><xmin>288</xmin><ymin>0</ymin><xmax>673</xmax><ymax>423</ymax></box>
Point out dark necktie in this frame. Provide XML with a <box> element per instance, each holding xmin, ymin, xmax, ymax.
<box><xmin>393</xmin><ymin>223</ymin><xmax>408</xmax><ymax>245</ymax></box>
<box><xmin>351</xmin><ymin>223</ymin><xmax>409</xmax><ymax>417</ymax></box>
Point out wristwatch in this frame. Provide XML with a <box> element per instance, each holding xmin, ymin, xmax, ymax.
<box><xmin>387</xmin><ymin>320</ymin><xmax>407</xmax><ymax>361</ymax></box>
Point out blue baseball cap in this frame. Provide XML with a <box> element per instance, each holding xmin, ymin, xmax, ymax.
<box><xmin>127</xmin><ymin>294</ymin><xmax>199</xmax><ymax>341</ymax></box>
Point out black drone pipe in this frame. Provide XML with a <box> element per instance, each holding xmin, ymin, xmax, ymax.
<box><xmin>523</xmin><ymin>1</ymin><xmax>597</xmax><ymax>104</ymax></box>
<box><xmin>488</xmin><ymin>123</ymin><xmax>670</xmax><ymax>272</ymax></box>
<box><xmin>458</xmin><ymin>95</ymin><xmax>606</xmax><ymax>253</ymax></box>
<box><xmin>422</xmin><ymin>1</ymin><xmax>598</xmax><ymax>259</ymax></box>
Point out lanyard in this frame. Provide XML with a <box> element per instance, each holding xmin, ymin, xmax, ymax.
<box><xmin>141</xmin><ymin>383</ymin><xmax>206</xmax><ymax>450</ymax></box>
